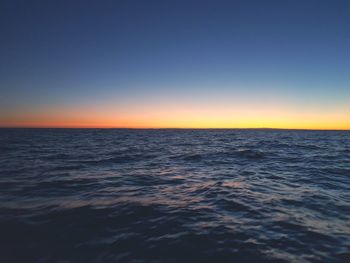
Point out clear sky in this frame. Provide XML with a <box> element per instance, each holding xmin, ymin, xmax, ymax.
<box><xmin>1</xmin><ymin>0</ymin><xmax>349</xmax><ymax>129</ymax></box>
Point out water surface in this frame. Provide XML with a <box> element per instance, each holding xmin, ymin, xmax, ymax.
<box><xmin>0</xmin><ymin>129</ymin><xmax>349</xmax><ymax>262</ymax></box>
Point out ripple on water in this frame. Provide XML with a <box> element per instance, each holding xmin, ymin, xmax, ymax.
<box><xmin>0</xmin><ymin>129</ymin><xmax>349</xmax><ymax>263</ymax></box>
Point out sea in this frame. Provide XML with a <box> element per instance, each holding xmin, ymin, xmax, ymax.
<box><xmin>0</xmin><ymin>128</ymin><xmax>349</xmax><ymax>263</ymax></box>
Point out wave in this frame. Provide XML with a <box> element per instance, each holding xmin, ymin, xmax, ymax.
<box><xmin>0</xmin><ymin>129</ymin><xmax>349</xmax><ymax>263</ymax></box>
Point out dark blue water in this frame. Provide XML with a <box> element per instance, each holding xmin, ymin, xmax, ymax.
<box><xmin>0</xmin><ymin>129</ymin><xmax>349</xmax><ymax>263</ymax></box>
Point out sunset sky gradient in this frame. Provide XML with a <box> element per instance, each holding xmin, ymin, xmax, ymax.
<box><xmin>1</xmin><ymin>0</ymin><xmax>349</xmax><ymax>129</ymax></box>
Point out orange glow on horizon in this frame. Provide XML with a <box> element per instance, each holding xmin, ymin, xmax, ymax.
<box><xmin>1</xmin><ymin>103</ymin><xmax>349</xmax><ymax>130</ymax></box>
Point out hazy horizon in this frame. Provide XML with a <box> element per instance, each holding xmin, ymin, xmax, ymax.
<box><xmin>1</xmin><ymin>126</ymin><xmax>350</xmax><ymax>131</ymax></box>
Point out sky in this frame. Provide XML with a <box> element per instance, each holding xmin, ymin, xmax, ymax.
<box><xmin>1</xmin><ymin>0</ymin><xmax>349</xmax><ymax>129</ymax></box>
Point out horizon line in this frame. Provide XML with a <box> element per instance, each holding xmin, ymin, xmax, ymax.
<box><xmin>1</xmin><ymin>126</ymin><xmax>349</xmax><ymax>131</ymax></box>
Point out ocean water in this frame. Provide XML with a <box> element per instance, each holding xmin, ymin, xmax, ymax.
<box><xmin>0</xmin><ymin>128</ymin><xmax>349</xmax><ymax>263</ymax></box>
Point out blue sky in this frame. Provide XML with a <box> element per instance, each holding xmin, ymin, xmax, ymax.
<box><xmin>1</xmin><ymin>0</ymin><xmax>349</xmax><ymax>128</ymax></box>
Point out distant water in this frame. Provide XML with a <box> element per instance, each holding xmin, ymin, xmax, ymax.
<box><xmin>0</xmin><ymin>129</ymin><xmax>349</xmax><ymax>263</ymax></box>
